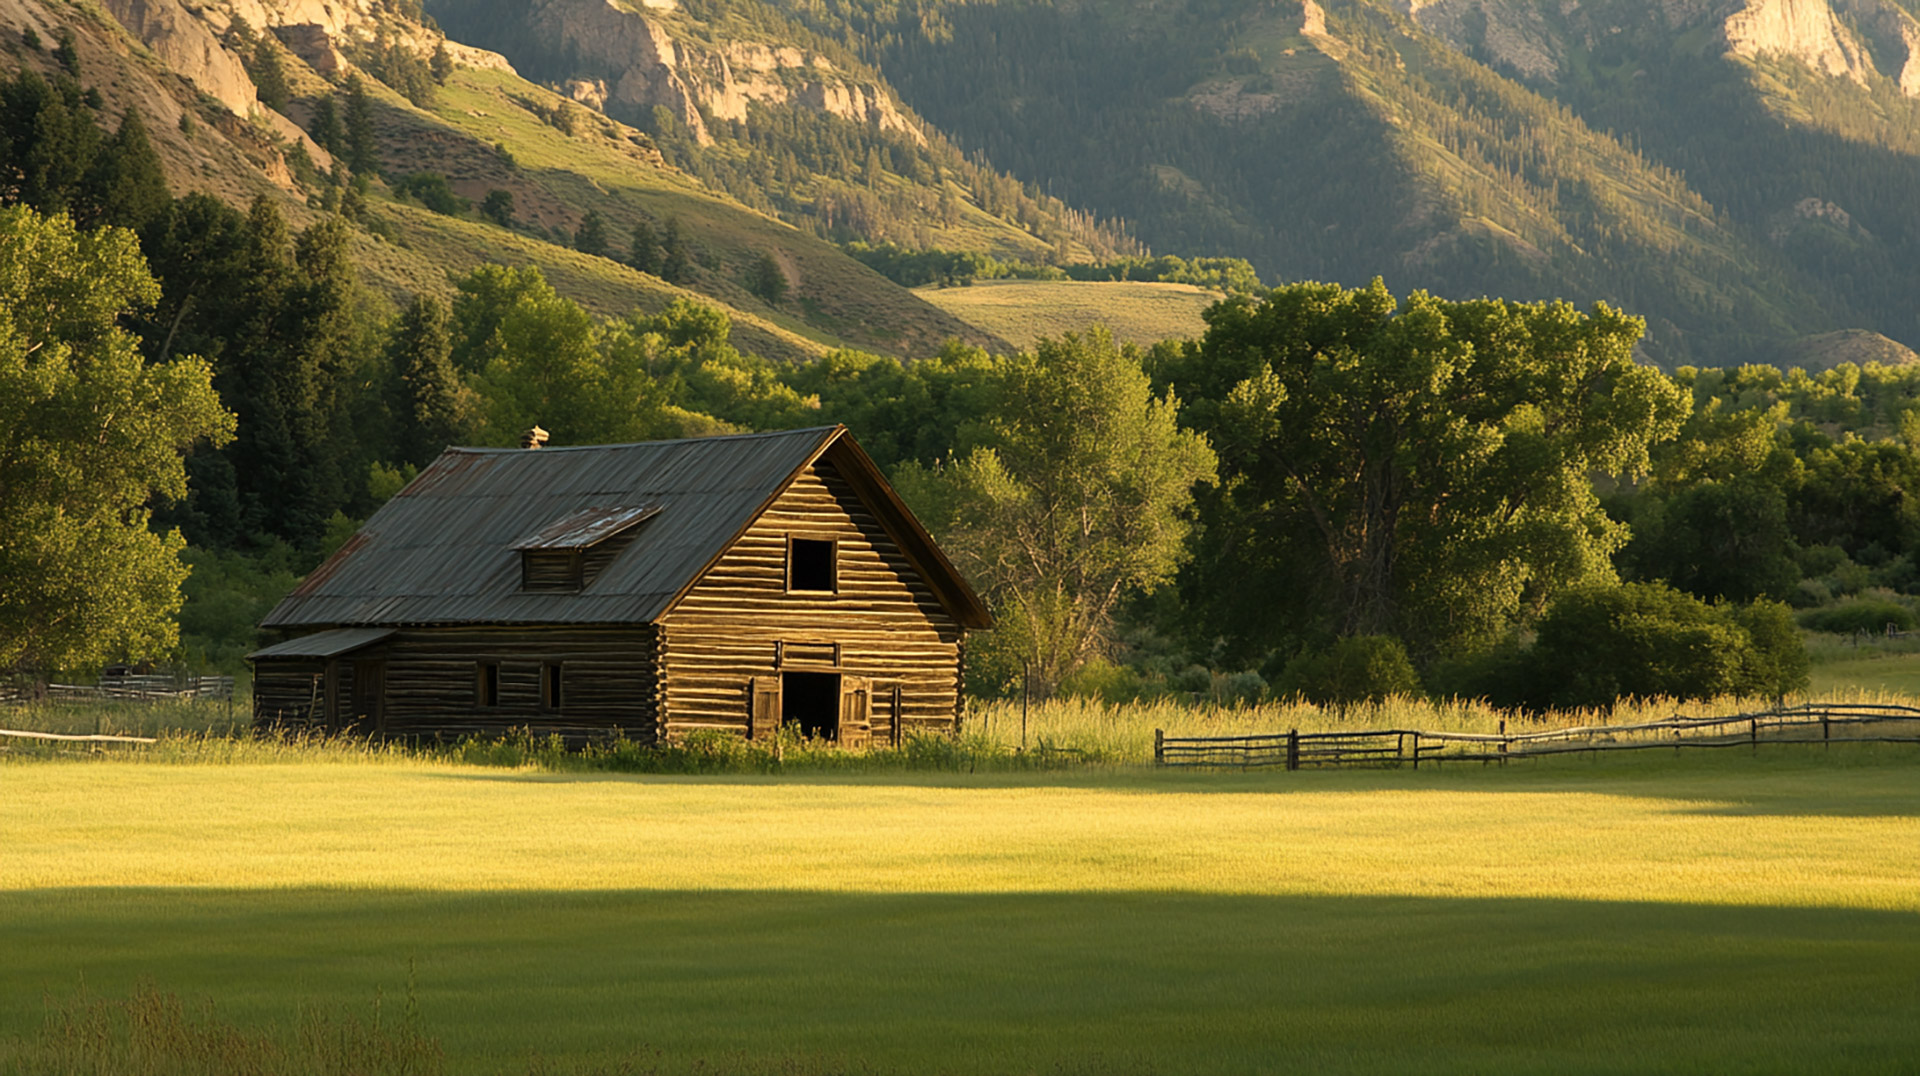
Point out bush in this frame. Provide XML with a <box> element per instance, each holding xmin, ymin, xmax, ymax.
<box><xmin>1528</xmin><ymin>583</ymin><xmax>1807</xmax><ymax>709</ymax></box>
<box><xmin>1059</xmin><ymin>658</ymin><xmax>1150</xmax><ymax>705</ymax></box>
<box><xmin>395</xmin><ymin>172</ymin><xmax>468</xmax><ymax>216</ymax></box>
<box><xmin>1798</xmin><ymin>596</ymin><xmax>1917</xmax><ymax>634</ymax></box>
<box><xmin>1273</xmin><ymin>635</ymin><xmax>1423</xmax><ymax>706</ymax></box>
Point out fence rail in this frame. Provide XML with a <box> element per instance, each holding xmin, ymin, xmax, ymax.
<box><xmin>1153</xmin><ymin>703</ymin><xmax>1920</xmax><ymax>770</ymax></box>
<box><xmin>0</xmin><ymin>675</ymin><xmax>233</xmax><ymax>704</ymax></box>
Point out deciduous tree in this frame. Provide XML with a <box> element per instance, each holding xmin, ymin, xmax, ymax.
<box><xmin>899</xmin><ymin>329</ymin><xmax>1216</xmax><ymax>695</ymax></box>
<box><xmin>0</xmin><ymin>207</ymin><xmax>234</xmax><ymax>673</ymax></box>
<box><xmin>1155</xmin><ymin>279</ymin><xmax>1689</xmax><ymax>662</ymax></box>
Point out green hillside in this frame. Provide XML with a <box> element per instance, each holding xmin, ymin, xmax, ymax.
<box><xmin>424</xmin><ymin>0</ymin><xmax>1142</xmax><ymax>266</ymax></box>
<box><xmin>915</xmin><ymin>279</ymin><xmax>1216</xmax><ymax>350</ymax></box>
<box><xmin>0</xmin><ymin>0</ymin><xmax>1007</xmax><ymax>360</ymax></box>
<box><xmin>756</xmin><ymin>0</ymin><xmax>1917</xmax><ymax>369</ymax></box>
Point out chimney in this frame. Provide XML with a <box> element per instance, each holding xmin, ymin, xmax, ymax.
<box><xmin>520</xmin><ymin>425</ymin><xmax>550</xmax><ymax>450</ymax></box>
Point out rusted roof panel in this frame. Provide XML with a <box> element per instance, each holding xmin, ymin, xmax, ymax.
<box><xmin>262</xmin><ymin>427</ymin><xmax>841</xmax><ymax>628</ymax></box>
<box><xmin>511</xmin><ymin>504</ymin><xmax>662</xmax><ymax>551</ymax></box>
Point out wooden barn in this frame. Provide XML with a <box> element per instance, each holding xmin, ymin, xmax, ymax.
<box><xmin>248</xmin><ymin>425</ymin><xmax>991</xmax><ymax>745</ymax></box>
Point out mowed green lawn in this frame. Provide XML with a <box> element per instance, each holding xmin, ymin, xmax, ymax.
<box><xmin>4</xmin><ymin>749</ymin><xmax>1919</xmax><ymax>1073</ymax></box>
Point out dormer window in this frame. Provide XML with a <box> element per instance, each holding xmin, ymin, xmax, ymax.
<box><xmin>522</xmin><ymin>550</ymin><xmax>583</xmax><ymax>591</ymax></box>
<box><xmin>788</xmin><ymin>537</ymin><xmax>836</xmax><ymax>593</ymax></box>
<box><xmin>512</xmin><ymin>504</ymin><xmax>661</xmax><ymax>594</ymax></box>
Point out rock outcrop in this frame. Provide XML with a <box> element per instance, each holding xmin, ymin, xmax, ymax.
<box><xmin>515</xmin><ymin>0</ymin><xmax>924</xmax><ymax>147</ymax></box>
<box><xmin>99</xmin><ymin>0</ymin><xmax>259</xmax><ymax>116</ymax></box>
<box><xmin>1392</xmin><ymin>0</ymin><xmax>1920</xmax><ymax>96</ymax></box>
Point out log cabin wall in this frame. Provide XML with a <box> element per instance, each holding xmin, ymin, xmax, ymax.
<box><xmin>253</xmin><ymin>661</ymin><xmax>326</xmax><ymax>729</ymax></box>
<box><xmin>379</xmin><ymin>625</ymin><xmax>661</xmax><ymax>742</ymax></box>
<box><xmin>255</xmin><ymin>627</ymin><xmax>662</xmax><ymax>743</ymax></box>
<box><xmin>659</xmin><ymin>458</ymin><xmax>964</xmax><ymax>739</ymax></box>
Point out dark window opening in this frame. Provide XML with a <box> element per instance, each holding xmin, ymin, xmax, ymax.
<box><xmin>788</xmin><ymin>538</ymin><xmax>836</xmax><ymax>592</ymax></box>
<box><xmin>542</xmin><ymin>663</ymin><xmax>563</xmax><ymax>710</ymax></box>
<box><xmin>477</xmin><ymin>662</ymin><xmax>499</xmax><ymax>707</ymax></box>
<box><xmin>782</xmin><ymin>671</ymin><xmax>840</xmax><ymax>739</ymax></box>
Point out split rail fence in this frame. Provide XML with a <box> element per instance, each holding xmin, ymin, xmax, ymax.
<box><xmin>1153</xmin><ymin>702</ymin><xmax>1920</xmax><ymax>770</ymax></box>
<box><xmin>0</xmin><ymin>674</ymin><xmax>233</xmax><ymax>704</ymax></box>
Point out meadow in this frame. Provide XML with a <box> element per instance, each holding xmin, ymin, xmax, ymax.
<box><xmin>914</xmin><ymin>278</ymin><xmax>1217</xmax><ymax>350</ymax></box>
<box><xmin>3</xmin><ymin>685</ymin><xmax>1919</xmax><ymax>1074</ymax></box>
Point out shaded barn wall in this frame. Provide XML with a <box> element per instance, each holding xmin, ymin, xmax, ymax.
<box><xmin>659</xmin><ymin>458</ymin><xmax>964</xmax><ymax>739</ymax></box>
<box><xmin>254</xmin><ymin>660</ymin><xmax>326</xmax><ymax>728</ymax></box>
<box><xmin>254</xmin><ymin>626</ymin><xmax>661</xmax><ymax>742</ymax></box>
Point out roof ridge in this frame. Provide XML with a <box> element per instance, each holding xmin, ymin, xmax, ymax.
<box><xmin>441</xmin><ymin>425</ymin><xmax>844</xmax><ymax>455</ymax></box>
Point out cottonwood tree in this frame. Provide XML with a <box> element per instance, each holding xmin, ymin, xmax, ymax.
<box><xmin>898</xmin><ymin>329</ymin><xmax>1216</xmax><ymax>695</ymax></box>
<box><xmin>1154</xmin><ymin>278</ymin><xmax>1689</xmax><ymax>663</ymax></box>
<box><xmin>0</xmin><ymin>207</ymin><xmax>233</xmax><ymax>673</ymax></box>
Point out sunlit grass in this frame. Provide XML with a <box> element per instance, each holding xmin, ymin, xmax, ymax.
<box><xmin>915</xmin><ymin>278</ymin><xmax>1216</xmax><ymax>349</ymax></box>
<box><xmin>4</xmin><ymin>687</ymin><xmax>1918</xmax><ymax>1076</ymax></box>
<box><xmin>2</xmin><ymin>748</ymin><xmax>1918</xmax><ymax>1073</ymax></box>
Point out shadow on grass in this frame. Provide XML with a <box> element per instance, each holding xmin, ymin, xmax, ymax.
<box><xmin>4</xmin><ymin>888</ymin><xmax>1917</xmax><ymax>1075</ymax></box>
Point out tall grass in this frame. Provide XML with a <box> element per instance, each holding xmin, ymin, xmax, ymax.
<box><xmin>9</xmin><ymin>684</ymin><xmax>1920</xmax><ymax>771</ymax></box>
<box><xmin>0</xmin><ymin>984</ymin><xmax>441</xmax><ymax>1076</ymax></box>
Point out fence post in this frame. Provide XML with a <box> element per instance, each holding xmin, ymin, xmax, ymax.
<box><xmin>1751</xmin><ymin>716</ymin><xmax>1758</xmax><ymax>754</ymax></box>
<box><xmin>1823</xmin><ymin>710</ymin><xmax>1830</xmax><ymax>747</ymax></box>
<box><xmin>1154</xmin><ymin>728</ymin><xmax>1164</xmax><ymax>766</ymax></box>
<box><xmin>1411</xmin><ymin>731</ymin><xmax>1420</xmax><ymax>770</ymax></box>
<box><xmin>1286</xmin><ymin>728</ymin><xmax>1299</xmax><ymax>771</ymax></box>
<box><xmin>1499</xmin><ymin>719</ymin><xmax>1508</xmax><ymax>765</ymax></box>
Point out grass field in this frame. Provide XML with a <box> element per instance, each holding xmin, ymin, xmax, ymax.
<box><xmin>915</xmin><ymin>279</ymin><xmax>1219</xmax><ymax>350</ymax></box>
<box><xmin>4</xmin><ymin>729</ymin><xmax>1919</xmax><ymax>1073</ymax></box>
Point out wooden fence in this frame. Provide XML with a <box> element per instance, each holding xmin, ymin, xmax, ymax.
<box><xmin>1153</xmin><ymin>702</ymin><xmax>1920</xmax><ymax>770</ymax></box>
<box><xmin>0</xmin><ymin>674</ymin><xmax>233</xmax><ymax>704</ymax></box>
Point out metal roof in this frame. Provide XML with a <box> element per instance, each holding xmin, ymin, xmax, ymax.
<box><xmin>259</xmin><ymin>425</ymin><xmax>990</xmax><ymax>630</ymax></box>
<box><xmin>510</xmin><ymin>504</ymin><xmax>662</xmax><ymax>551</ymax></box>
<box><xmin>247</xmin><ymin>627</ymin><xmax>395</xmax><ymax>660</ymax></box>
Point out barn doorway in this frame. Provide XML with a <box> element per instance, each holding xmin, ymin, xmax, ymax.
<box><xmin>782</xmin><ymin>671</ymin><xmax>840</xmax><ymax>739</ymax></box>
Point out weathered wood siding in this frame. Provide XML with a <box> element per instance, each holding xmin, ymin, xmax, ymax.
<box><xmin>253</xmin><ymin>661</ymin><xmax>325</xmax><ymax>729</ymax></box>
<box><xmin>660</xmin><ymin>459</ymin><xmax>964</xmax><ymax>738</ymax></box>
<box><xmin>380</xmin><ymin>626</ymin><xmax>660</xmax><ymax>741</ymax></box>
<box><xmin>253</xmin><ymin>627</ymin><xmax>661</xmax><ymax>743</ymax></box>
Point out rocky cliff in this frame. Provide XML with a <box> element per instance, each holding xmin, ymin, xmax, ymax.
<box><xmin>449</xmin><ymin>0</ymin><xmax>923</xmax><ymax>148</ymax></box>
<box><xmin>1390</xmin><ymin>0</ymin><xmax>1920</xmax><ymax>95</ymax></box>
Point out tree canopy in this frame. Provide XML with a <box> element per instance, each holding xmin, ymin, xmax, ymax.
<box><xmin>0</xmin><ymin>207</ymin><xmax>233</xmax><ymax>672</ymax></box>
<box><xmin>899</xmin><ymin>329</ymin><xmax>1216</xmax><ymax>695</ymax></box>
<box><xmin>1153</xmin><ymin>279</ymin><xmax>1690</xmax><ymax>664</ymax></box>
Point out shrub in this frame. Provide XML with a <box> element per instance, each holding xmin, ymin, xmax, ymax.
<box><xmin>395</xmin><ymin>172</ymin><xmax>468</xmax><ymax>216</ymax></box>
<box><xmin>1273</xmin><ymin>635</ymin><xmax>1423</xmax><ymax>706</ymax></box>
<box><xmin>1798</xmin><ymin>596</ymin><xmax>1917</xmax><ymax>634</ymax></box>
<box><xmin>1529</xmin><ymin>583</ymin><xmax>1807</xmax><ymax>709</ymax></box>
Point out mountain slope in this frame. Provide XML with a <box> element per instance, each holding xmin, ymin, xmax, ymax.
<box><xmin>1</xmin><ymin>0</ymin><xmax>1008</xmax><ymax>360</ymax></box>
<box><xmin>423</xmin><ymin>0</ymin><xmax>1144</xmax><ymax>265</ymax></box>
<box><xmin>758</xmin><ymin>0</ymin><xmax>1917</xmax><ymax>368</ymax></box>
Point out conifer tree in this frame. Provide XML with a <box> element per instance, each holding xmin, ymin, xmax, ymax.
<box><xmin>343</xmin><ymin>76</ymin><xmax>379</xmax><ymax>175</ymax></box>
<box><xmin>251</xmin><ymin>38</ymin><xmax>291</xmax><ymax>112</ymax></box>
<box><xmin>52</xmin><ymin>29</ymin><xmax>79</xmax><ymax>77</ymax></box>
<box><xmin>628</xmin><ymin>219</ymin><xmax>658</xmax><ymax>274</ymax></box>
<box><xmin>749</xmin><ymin>252</ymin><xmax>787</xmax><ymax>305</ymax></box>
<box><xmin>389</xmin><ymin>293</ymin><xmax>469</xmax><ymax>466</ymax></box>
<box><xmin>86</xmin><ymin>106</ymin><xmax>171</xmax><ymax>231</ymax></box>
<box><xmin>0</xmin><ymin>68</ymin><xmax>101</xmax><ymax>216</ymax></box>
<box><xmin>430</xmin><ymin>42</ymin><xmax>454</xmax><ymax>85</ymax></box>
<box><xmin>574</xmin><ymin>209</ymin><xmax>608</xmax><ymax>258</ymax></box>
<box><xmin>309</xmin><ymin>95</ymin><xmax>345</xmax><ymax>156</ymax></box>
<box><xmin>660</xmin><ymin>216</ymin><xmax>690</xmax><ymax>282</ymax></box>
<box><xmin>480</xmin><ymin>188</ymin><xmax>514</xmax><ymax>227</ymax></box>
